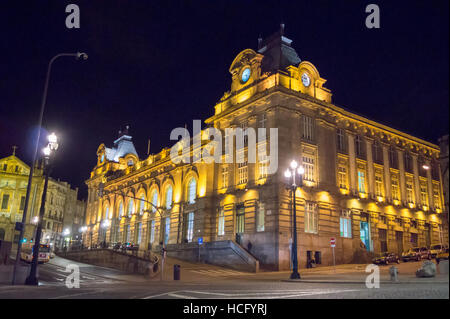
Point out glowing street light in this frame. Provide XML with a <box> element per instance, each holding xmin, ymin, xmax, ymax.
<box><xmin>285</xmin><ymin>159</ymin><xmax>305</xmax><ymax>280</ymax></box>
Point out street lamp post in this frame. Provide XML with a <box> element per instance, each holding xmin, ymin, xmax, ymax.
<box><xmin>12</xmin><ymin>52</ymin><xmax>87</xmax><ymax>285</ymax></box>
<box><xmin>25</xmin><ymin>133</ymin><xmax>59</xmax><ymax>286</ymax></box>
<box><xmin>284</xmin><ymin>160</ymin><xmax>304</xmax><ymax>279</ymax></box>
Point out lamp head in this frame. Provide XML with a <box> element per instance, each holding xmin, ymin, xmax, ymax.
<box><xmin>297</xmin><ymin>165</ymin><xmax>305</xmax><ymax>175</ymax></box>
<box><xmin>76</xmin><ymin>52</ymin><xmax>88</xmax><ymax>60</ymax></box>
<box><xmin>43</xmin><ymin>146</ymin><xmax>51</xmax><ymax>157</ymax></box>
<box><xmin>290</xmin><ymin>160</ymin><xmax>298</xmax><ymax>170</ymax></box>
<box><xmin>284</xmin><ymin>169</ymin><xmax>292</xmax><ymax>178</ymax></box>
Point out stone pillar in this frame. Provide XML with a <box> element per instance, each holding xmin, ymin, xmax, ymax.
<box><xmin>347</xmin><ymin>133</ymin><xmax>357</xmax><ymax>194</ymax></box>
<box><xmin>387</xmin><ymin>215</ymin><xmax>396</xmax><ymax>253</ymax></box>
<box><xmin>369</xmin><ymin>211</ymin><xmax>379</xmax><ymax>253</ymax></box>
<box><xmin>417</xmin><ymin>220</ymin><xmax>426</xmax><ymax>247</ymax></box>
<box><xmin>412</xmin><ymin>154</ymin><xmax>421</xmax><ymax>207</ymax></box>
<box><xmin>382</xmin><ymin>144</ymin><xmax>392</xmax><ymax>201</ymax></box>
<box><xmin>425</xmin><ymin>159</ymin><xmax>434</xmax><ymax>210</ymax></box>
<box><xmin>402</xmin><ymin>217</ymin><xmax>411</xmax><ymax>250</ymax></box>
<box><xmin>397</xmin><ymin>149</ymin><xmax>407</xmax><ymax>202</ymax></box>
<box><xmin>366</xmin><ymin>139</ymin><xmax>375</xmax><ymax>196</ymax></box>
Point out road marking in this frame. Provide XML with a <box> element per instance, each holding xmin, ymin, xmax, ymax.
<box><xmin>50</xmin><ymin>290</ymin><xmax>106</xmax><ymax>299</ymax></box>
<box><xmin>167</xmin><ymin>293</ymin><xmax>198</xmax><ymax>299</ymax></box>
<box><xmin>143</xmin><ymin>291</ymin><xmax>182</xmax><ymax>299</ymax></box>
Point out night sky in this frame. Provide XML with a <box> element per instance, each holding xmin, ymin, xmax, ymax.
<box><xmin>0</xmin><ymin>1</ymin><xmax>448</xmax><ymax>199</ymax></box>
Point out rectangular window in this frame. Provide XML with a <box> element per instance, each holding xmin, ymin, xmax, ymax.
<box><xmin>236</xmin><ymin>205</ymin><xmax>245</xmax><ymax>234</ymax></box>
<box><xmin>1</xmin><ymin>194</ymin><xmax>9</xmax><ymax>210</ymax></box>
<box><xmin>150</xmin><ymin>220</ymin><xmax>156</xmax><ymax>243</ymax></box>
<box><xmin>375</xmin><ymin>175</ymin><xmax>383</xmax><ymax>197</ymax></box>
<box><xmin>340</xmin><ymin>217</ymin><xmax>352</xmax><ymax>238</ymax></box>
<box><xmin>136</xmin><ymin>222</ymin><xmax>142</xmax><ymax>244</ymax></box>
<box><xmin>420</xmin><ymin>185</ymin><xmax>428</xmax><ymax>206</ymax></box>
<box><xmin>433</xmin><ymin>187</ymin><xmax>441</xmax><ymax>209</ymax></box>
<box><xmin>125</xmin><ymin>225</ymin><xmax>131</xmax><ymax>243</ymax></box>
<box><xmin>221</xmin><ymin>166</ymin><xmax>228</xmax><ymax>188</ymax></box>
<box><xmin>391</xmin><ymin>177</ymin><xmax>399</xmax><ymax>200</ymax></box>
<box><xmin>302</xmin><ymin>155</ymin><xmax>315</xmax><ymax>182</ymax></box>
<box><xmin>238</xmin><ymin>160</ymin><xmax>248</xmax><ymax>184</ymax></box>
<box><xmin>186</xmin><ymin>212</ymin><xmax>194</xmax><ymax>242</ymax></box>
<box><xmin>338</xmin><ymin>166</ymin><xmax>347</xmax><ymax>189</ymax></box>
<box><xmin>19</xmin><ymin>196</ymin><xmax>25</xmax><ymax>210</ymax></box>
<box><xmin>164</xmin><ymin>217</ymin><xmax>171</xmax><ymax>245</ymax></box>
<box><xmin>304</xmin><ymin>202</ymin><xmax>318</xmax><ymax>234</ymax></box>
<box><xmin>257</xmin><ymin>203</ymin><xmax>265</xmax><ymax>232</ymax></box>
<box><xmin>358</xmin><ymin>171</ymin><xmax>366</xmax><ymax>193</ymax></box>
<box><xmin>337</xmin><ymin>129</ymin><xmax>346</xmax><ymax>152</ymax></box>
<box><xmin>355</xmin><ymin>136</ymin><xmax>365</xmax><ymax>158</ymax></box>
<box><xmin>302</xmin><ymin>115</ymin><xmax>314</xmax><ymax>141</ymax></box>
<box><xmin>218</xmin><ymin>208</ymin><xmax>225</xmax><ymax>236</ymax></box>
<box><xmin>258</xmin><ymin>154</ymin><xmax>268</xmax><ymax>179</ymax></box>
<box><xmin>406</xmin><ymin>180</ymin><xmax>414</xmax><ymax>203</ymax></box>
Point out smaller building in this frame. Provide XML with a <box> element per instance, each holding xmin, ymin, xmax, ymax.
<box><xmin>0</xmin><ymin>148</ymin><xmax>85</xmax><ymax>250</ymax></box>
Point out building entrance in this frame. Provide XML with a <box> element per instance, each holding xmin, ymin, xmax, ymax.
<box><xmin>360</xmin><ymin>221</ymin><xmax>371</xmax><ymax>251</ymax></box>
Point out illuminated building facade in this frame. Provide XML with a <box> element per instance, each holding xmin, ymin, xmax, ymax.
<box><xmin>85</xmin><ymin>27</ymin><xmax>447</xmax><ymax>270</ymax></box>
<box><xmin>0</xmin><ymin>150</ymin><xmax>85</xmax><ymax>250</ymax></box>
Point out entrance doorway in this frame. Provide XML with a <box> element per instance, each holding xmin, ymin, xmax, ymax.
<box><xmin>379</xmin><ymin>229</ymin><xmax>387</xmax><ymax>253</ymax></box>
<box><xmin>235</xmin><ymin>204</ymin><xmax>245</xmax><ymax>245</ymax></box>
<box><xmin>360</xmin><ymin>221</ymin><xmax>371</xmax><ymax>251</ymax></box>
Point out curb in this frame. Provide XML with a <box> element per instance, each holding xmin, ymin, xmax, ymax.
<box><xmin>282</xmin><ymin>279</ymin><xmax>449</xmax><ymax>284</ymax></box>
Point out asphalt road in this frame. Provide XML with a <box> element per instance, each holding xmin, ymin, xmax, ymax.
<box><xmin>0</xmin><ymin>256</ymin><xmax>447</xmax><ymax>299</ymax></box>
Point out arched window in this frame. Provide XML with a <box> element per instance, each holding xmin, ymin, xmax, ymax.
<box><xmin>187</xmin><ymin>178</ymin><xmax>197</xmax><ymax>204</ymax></box>
<box><xmin>165</xmin><ymin>185</ymin><xmax>173</xmax><ymax>209</ymax></box>
<box><xmin>139</xmin><ymin>195</ymin><xmax>145</xmax><ymax>215</ymax></box>
<box><xmin>151</xmin><ymin>190</ymin><xmax>158</xmax><ymax>213</ymax></box>
<box><xmin>105</xmin><ymin>206</ymin><xmax>109</xmax><ymax>220</ymax></box>
<box><xmin>119</xmin><ymin>202</ymin><xmax>124</xmax><ymax>217</ymax></box>
<box><xmin>127</xmin><ymin>199</ymin><xmax>134</xmax><ymax>217</ymax></box>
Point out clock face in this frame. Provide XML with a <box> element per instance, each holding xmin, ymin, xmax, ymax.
<box><xmin>241</xmin><ymin>68</ymin><xmax>251</xmax><ymax>83</ymax></box>
<box><xmin>301</xmin><ymin>73</ymin><xmax>311</xmax><ymax>87</ymax></box>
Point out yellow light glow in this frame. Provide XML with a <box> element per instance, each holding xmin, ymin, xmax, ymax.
<box><xmin>408</xmin><ymin>203</ymin><xmax>414</xmax><ymax>209</ymax></box>
<box><xmin>339</xmin><ymin>188</ymin><xmax>349</xmax><ymax>195</ymax></box>
<box><xmin>359</xmin><ymin>192</ymin><xmax>367</xmax><ymax>199</ymax></box>
<box><xmin>393</xmin><ymin>200</ymin><xmax>400</xmax><ymax>206</ymax></box>
<box><xmin>377</xmin><ymin>196</ymin><xmax>384</xmax><ymax>202</ymax></box>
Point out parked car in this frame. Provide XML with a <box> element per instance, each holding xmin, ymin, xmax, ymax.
<box><xmin>401</xmin><ymin>248</ymin><xmax>421</xmax><ymax>262</ymax></box>
<box><xmin>429</xmin><ymin>244</ymin><xmax>444</xmax><ymax>258</ymax></box>
<box><xmin>418</xmin><ymin>247</ymin><xmax>432</xmax><ymax>260</ymax></box>
<box><xmin>436</xmin><ymin>247</ymin><xmax>449</xmax><ymax>264</ymax></box>
<box><xmin>372</xmin><ymin>252</ymin><xmax>400</xmax><ymax>265</ymax></box>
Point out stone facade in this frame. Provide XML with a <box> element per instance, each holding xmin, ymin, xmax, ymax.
<box><xmin>0</xmin><ymin>151</ymin><xmax>85</xmax><ymax>250</ymax></box>
<box><xmin>84</xmin><ymin>28</ymin><xmax>448</xmax><ymax>271</ymax></box>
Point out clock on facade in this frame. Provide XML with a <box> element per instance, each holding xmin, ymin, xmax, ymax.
<box><xmin>301</xmin><ymin>72</ymin><xmax>311</xmax><ymax>87</ymax></box>
<box><xmin>241</xmin><ymin>67</ymin><xmax>251</xmax><ymax>83</ymax></box>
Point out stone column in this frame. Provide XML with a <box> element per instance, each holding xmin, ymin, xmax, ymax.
<box><xmin>412</xmin><ymin>154</ymin><xmax>421</xmax><ymax>206</ymax></box>
<box><xmin>369</xmin><ymin>211</ymin><xmax>379</xmax><ymax>253</ymax></box>
<box><xmin>347</xmin><ymin>133</ymin><xmax>357</xmax><ymax>194</ymax></box>
<box><xmin>425</xmin><ymin>159</ymin><xmax>434</xmax><ymax>210</ymax></box>
<box><xmin>387</xmin><ymin>215</ymin><xmax>396</xmax><ymax>253</ymax></box>
<box><xmin>366</xmin><ymin>139</ymin><xmax>375</xmax><ymax>196</ymax></box>
<box><xmin>397</xmin><ymin>149</ymin><xmax>407</xmax><ymax>202</ymax></box>
<box><xmin>382</xmin><ymin>144</ymin><xmax>392</xmax><ymax>201</ymax></box>
<box><xmin>402</xmin><ymin>217</ymin><xmax>411</xmax><ymax>250</ymax></box>
<box><xmin>417</xmin><ymin>220</ymin><xmax>426</xmax><ymax>247</ymax></box>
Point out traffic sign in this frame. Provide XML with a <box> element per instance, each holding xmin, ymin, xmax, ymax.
<box><xmin>330</xmin><ymin>237</ymin><xmax>336</xmax><ymax>247</ymax></box>
<box><xmin>198</xmin><ymin>237</ymin><xmax>203</xmax><ymax>245</ymax></box>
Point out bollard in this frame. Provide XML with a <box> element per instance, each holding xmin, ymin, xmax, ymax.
<box><xmin>389</xmin><ymin>266</ymin><xmax>398</xmax><ymax>282</ymax></box>
<box><xmin>174</xmin><ymin>264</ymin><xmax>180</xmax><ymax>280</ymax></box>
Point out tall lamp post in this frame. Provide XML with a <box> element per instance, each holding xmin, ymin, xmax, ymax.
<box><xmin>25</xmin><ymin>133</ymin><xmax>59</xmax><ymax>286</ymax></box>
<box><xmin>284</xmin><ymin>160</ymin><xmax>304</xmax><ymax>279</ymax></box>
<box><xmin>12</xmin><ymin>52</ymin><xmax>88</xmax><ymax>285</ymax></box>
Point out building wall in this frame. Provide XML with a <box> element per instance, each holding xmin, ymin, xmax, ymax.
<box><xmin>84</xmin><ymin>33</ymin><xmax>447</xmax><ymax>270</ymax></box>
